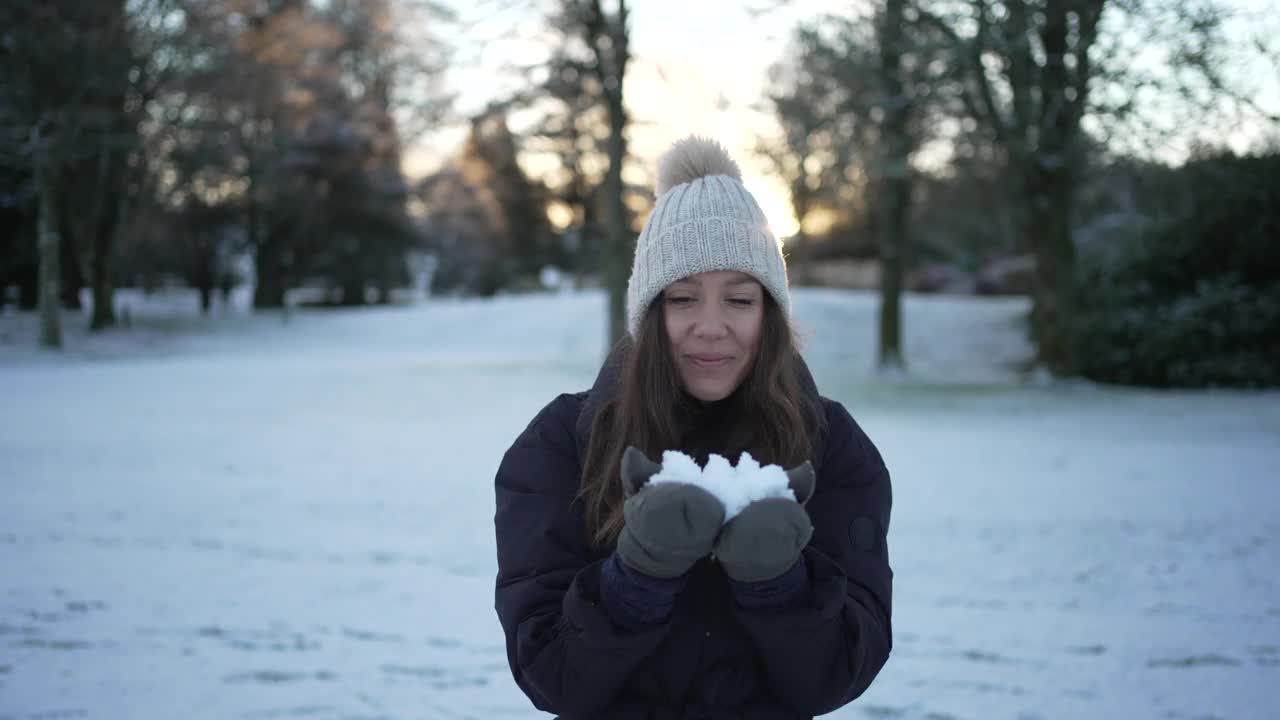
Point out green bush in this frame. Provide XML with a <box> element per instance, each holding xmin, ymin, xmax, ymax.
<box><xmin>1075</xmin><ymin>151</ymin><xmax>1280</xmax><ymax>388</ymax></box>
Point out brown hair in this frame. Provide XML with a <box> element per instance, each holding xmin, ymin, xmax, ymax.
<box><xmin>578</xmin><ymin>291</ymin><xmax>818</xmax><ymax>552</ymax></box>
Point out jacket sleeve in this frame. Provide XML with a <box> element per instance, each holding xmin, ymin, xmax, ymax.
<box><xmin>494</xmin><ymin>394</ymin><xmax>673</xmax><ymax>717</ymax></box>
<box><xmin>730</xmin><ymin>400</ymin><xmax>894</xmax><ymax>716</ymax></box>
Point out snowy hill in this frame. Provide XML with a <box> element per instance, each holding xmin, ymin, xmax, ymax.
<box><xmin>1</xmin><ymin>289</ymin><xmax>1277</xmax><ymax>719</ymax></box>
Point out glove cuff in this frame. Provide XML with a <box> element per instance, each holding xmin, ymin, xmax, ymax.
<box><xmin>729</xmin><ymin>555</ymin><xmax>810</xmax><ymax>610</ymax></box>
<box><xmin>600</xmin><ymin>552</ymin><xmax>688</xmax><ymax>631</ymax></box>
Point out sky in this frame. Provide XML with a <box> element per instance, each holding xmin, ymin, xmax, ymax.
<box><xmin>402</xmin><ymin>0</ymin><xmax>841</xmax><ymax>238</ymax></box>
<box><xmin>401</xmin><ymin>0</ymin><xmax>1280</xmax><ymax>238</ymax></box>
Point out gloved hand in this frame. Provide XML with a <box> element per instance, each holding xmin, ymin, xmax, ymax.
<box><xmin>713</xmin><ymin>461</ymin><xmax>817</xmax><ymax>582</ymax></box>
<box><xmin>615</xmin><ymin>446</ymin><xmax>725</xmax><ymax>579</ymax></box>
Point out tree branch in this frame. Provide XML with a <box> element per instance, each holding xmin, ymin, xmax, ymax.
<box><xmin>913</xmin><ymin>0</ymin><xmax>1011</xmax><ymax>145</ymax></box>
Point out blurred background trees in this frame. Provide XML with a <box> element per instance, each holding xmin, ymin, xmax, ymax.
<box><xmin>1</xmin><ymin>0</ymin><xmax>447</xmax><ymax>332</ymax></box>
<box><xmin>753</xmin><ymin>0</ymin><xmax>1277</xmax><ymax>386</ymax></box>
<box><xmin>1</xmin><ymin>0</ymin><xmax>1276</xmax><ymax>387</ymax></box>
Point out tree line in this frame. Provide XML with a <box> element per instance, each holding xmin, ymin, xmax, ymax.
<box><xmin>757</xmin><ymin>0</ymin><xmax>1277</xmax><ymax>380</ymax></box>
<box><xmin>2</xmin><ymin>0</ymin><xmax>1276</xmax><ymax>386</ymax></box>
<box><xmin>1</xmin><ymin>0</ymin><xmax>449</xmax><ymax>344</ymax></box>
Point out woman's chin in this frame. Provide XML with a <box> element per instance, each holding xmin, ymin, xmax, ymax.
<box><xmin>682</xmin><ymin>379</ymin><xmax>738</xmax><ymax>402</ymax></box>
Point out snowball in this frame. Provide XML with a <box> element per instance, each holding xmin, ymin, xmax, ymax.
<box><xmin>645</xmin><ymin>449</ymin><xmax>796</xmax><ymax>523</ymax></box>
<box><xmin>700</xmin><ymin>454</ymin><xmax>737</xmax><ymax>510</ymax></box>
<box><xmin>648</xmin><ymin>450</ymin><xmax>703</xmax><ymax>485</ymax></box>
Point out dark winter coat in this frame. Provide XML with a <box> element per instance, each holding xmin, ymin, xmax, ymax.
<box><xmin>494</xmin><ymin>352</ymin><xmax>893</xmax><ymax>719</ymax></box>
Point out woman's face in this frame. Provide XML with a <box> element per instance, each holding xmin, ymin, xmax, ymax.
<box><xmin>663</xmin><ymin>270</ymin><xmax>765</xmax><ymax>402</ymax></box>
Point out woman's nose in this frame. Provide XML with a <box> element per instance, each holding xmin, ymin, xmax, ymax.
<box><xmin>692</xmin><ymin>302</ymin><xmax>728</xmax><ymax>338</ymax></box>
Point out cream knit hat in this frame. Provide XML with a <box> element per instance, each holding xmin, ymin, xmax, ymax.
<box><xmin>625</xmin><ymin>136</ymin><xmax>790</xmax><ymax>337</ymax></box>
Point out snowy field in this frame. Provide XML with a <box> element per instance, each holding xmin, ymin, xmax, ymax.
<box><xmin>2</xmin><ymin>288</ymin><xmax>1278</xmax><ymax>719</ymax></box>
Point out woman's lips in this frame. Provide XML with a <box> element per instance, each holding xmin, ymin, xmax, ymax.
<box><xmin>687</xmin><ymin>354</ymin><xmax>731</xmax><ymax>369</ymax></box>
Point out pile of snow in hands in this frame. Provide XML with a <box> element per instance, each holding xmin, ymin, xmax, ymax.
<box><xmin>646</xmin><ymin>451</ymin><xmax>795</xmax><ymax>522</ymax></box>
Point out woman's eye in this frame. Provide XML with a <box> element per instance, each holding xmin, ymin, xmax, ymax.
<box><xmin>666</xmin><ymin>296</ymin><xmax>694</xmax><ymax>305</ymax></box>
<box><xmin>728</xmin><ymin>298</ymin><xmax>755</xmax><ymax>306</ymax></box>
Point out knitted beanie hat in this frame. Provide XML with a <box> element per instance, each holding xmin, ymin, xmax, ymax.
<box><xmin>625</xmin><ymin>136</ymin><xmax>790</xmax><ymax>337</ymax></box>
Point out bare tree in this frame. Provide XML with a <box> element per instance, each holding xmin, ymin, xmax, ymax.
<box><xmin>875</xmin><ymin>0</ymin><xmax>914</xmax><ymax>372</ymax></box>
<box><xmin>524</xmin><ymin>38</ymin><xmax>609</xmax><ymax>290</ymax></box>
<box><xmin>915</xmin><ymin>0</ymin><xmax>1105</xmax><ymax>376</ymax></box>
<box><xmin>764</xmin><ymin>10</ymin><xmax>947</xmax><ymax>373</ymax></box>
<box><xmin>0</xmin><ymin>0</ymin><xmax>166</xmax><ymax>344</ymax></box>
<box><xmin>578</xmin><ymin>0</ymin><xmax>632</xmax><ymax>346</ymax></box>
<box><xmin>539</xmin><ymin>0</ymin><xmax>632</xmax><ymax>344</ymax></box>
<box><xmin>140</xmin><ymin>0</ymin><xmax>447</xmax><ymax>309</ymax></box>
<box><xmin>758</xmin><ymin>25</ymin><xmax>865</xmax><ymax>287</ymax></box>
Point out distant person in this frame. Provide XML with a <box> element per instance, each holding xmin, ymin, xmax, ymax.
<box><xmin>494</xmin><ymin>136</ymin><xmax>893</xmax><ymax>719</ymax></box>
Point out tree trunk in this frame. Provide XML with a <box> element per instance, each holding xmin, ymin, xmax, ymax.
<box><xmin>86</xmin><ymin>182</ymin><xmax>121</xmax><ymax>330</ymax></box>
<box><xmin>254</xmin><ymin>266</ymin><xmax>286</xmax><ymax>308</ymax></box>
<box><xmin>876</xmin><ymin>0</ymin><xmax>911</xmax><ymax>372</ymax></box>
<box><xmin>59</xmin><ymin>211</ymin><xmax>83</xmax><ymax>310</ymax></box>
<box><xmin>253</xmin><ymin>241</ymin><xmax>287</xmax><ymax>309</ymax></box>
<box><xmin>575</xmin><ymin>0</ymin><xmax>632</xmax><ymax>343</ymax></box>
<box><xmin>199</xmin><ymin>284</ymin><xmax>213</xmax><ymax>315</ymax></box>
<box><xmin>219</xmin><ymin>279</ymin><xmax>234</xmax><ymax>313</ymax></box>
<box><xmin>790</xmin><ymin>186</ymin><xmax>813</xmax><ymax>286</ymax></box>
<box><xmin>90</xmin><ymin>264</ymin><xmax>115</xmax><ymax>329</ymax></box>
<box><xmin>36</xmin><ymin>156</ymin><xmax>63</xmax><ymax>349</ymax></box>
<box><xmin>19</xmin><ymin>264</ymin><xmax>38</xmax><ymax>310</ymax></box>
<box><xmin>246</xmin><ymin>157</ymin><xmax>288</xmax><ymax>309</ymax></box>
<box><xmin>1026</xmin><ymin>0</ymin><xmax>1085</xmax><ymax>377</ymax></box>
<box><xmin>1024</xmin><ymin>162</ymin><xmax>1078</xmax><ymax>376</ymax></box>
<box><xmin>877</xmin><ymin>177</ymin><xmax>909</xmax><ymax>371</ymax></box>
<box><xmin>376</xmin><ymin>256</ymin><xmax>393</xmax><ymax>305</ymax></box>
<box><xmin>340</xmin><ymin>262</ymin><xmax>364</xmax><ymax>306</ymax></box>
<box><xmin>604</xmin><ymin>91</ymin><xmax>628</xmax><ymax>346</ymax></box>
<box><xmin>254</xmin><ymin>211</ymin><xmax>294</xmax><ymax>309</ymax></box>
<box><xmin>793</xmin><ymin>231</ymin><xmax>812</xmax><ymax>286</ymax></box>
<box><xmin>594</xmin><ymin>0</ymin><xmax>630</xmax><ymax>347</ymax></box>
<box><xmin>87</xmin><ymin>166</ymin><xmax>127</xmax><ymax>331</ymax></box>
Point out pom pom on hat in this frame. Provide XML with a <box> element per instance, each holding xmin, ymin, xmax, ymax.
<box><xmin>655</xmin><ymin>136</ymin><xmax>742</xmax><ymax>197</ymax></box>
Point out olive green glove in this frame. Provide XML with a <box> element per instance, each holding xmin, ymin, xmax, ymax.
<box><xmin>713</xmin><ymin>461</ymin><xmax>817</xmax><ymax>583</ymax></box>
<box><xmin>615</xmin><ymin>446</ymin><xmax>726</xmax><ymax>579</ymax></box>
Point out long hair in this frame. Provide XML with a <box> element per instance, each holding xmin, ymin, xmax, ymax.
<box><xmin>578</xmin><ymin>292</ymin><xmax>818</xmax><ymax>552</ymax></box>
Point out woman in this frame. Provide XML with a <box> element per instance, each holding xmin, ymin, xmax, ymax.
<box><xmin>494</xmin><ymin>136</ymin><xmax>893</xmax><ymax>719</ymax></box>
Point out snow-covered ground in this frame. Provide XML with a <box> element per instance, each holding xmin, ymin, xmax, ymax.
<box><xmin>1</xmin><ymin>289</ymin><xmax>1277</xmax><ymax>719</ymax></box>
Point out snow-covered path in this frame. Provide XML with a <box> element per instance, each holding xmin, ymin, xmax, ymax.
<box><xmin>2</xmin><ymin>290</ymin><xmax>1277</xmax><ymax>719</ymax></box>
